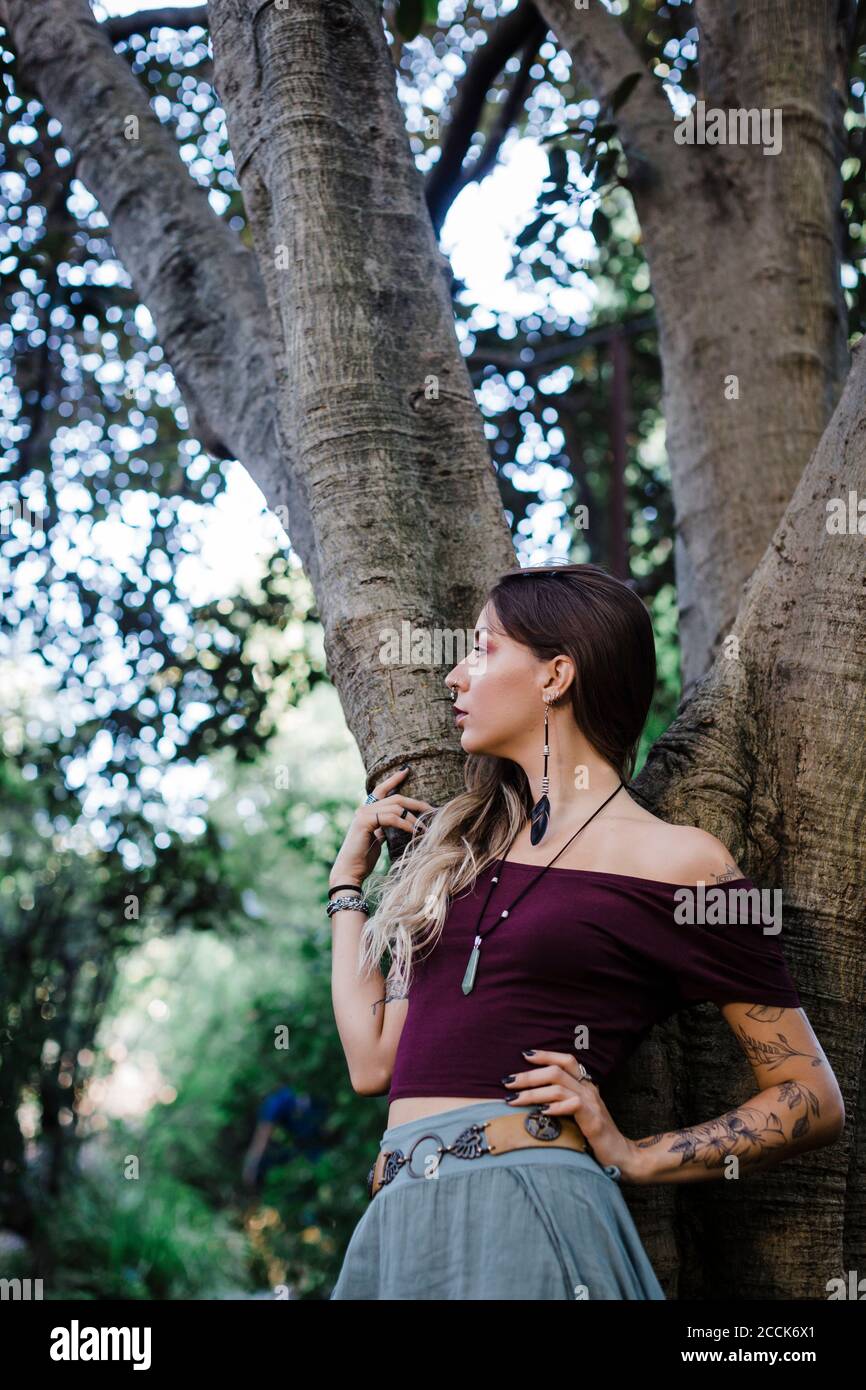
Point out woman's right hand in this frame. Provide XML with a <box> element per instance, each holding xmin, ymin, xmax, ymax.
<box><xmin>329</xmin><ymin>767</ymin><xmax>436</xmax><ymax>888</ymax></box>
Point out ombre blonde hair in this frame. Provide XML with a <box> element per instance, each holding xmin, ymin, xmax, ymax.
<box><xmin>357</xmin><ymin>563</ymin><xmax>656</xmax><ymax>995</ymax></box>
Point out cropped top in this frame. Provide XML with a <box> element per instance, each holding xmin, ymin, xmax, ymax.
<box><xmin>387</xmin><ymin>861</ymin><xmax>802</xmax><ymax>1102</ymax></box>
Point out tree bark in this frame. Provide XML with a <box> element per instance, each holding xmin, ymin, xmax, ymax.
<box><xmin>206</xmin><ymin>0</ymin><xmax>515</xmax><ymax>800</ymax></box>
<box><xmin>537</xmin><ymin>0</ymin><xmax>852</xmax><ymax>694</ymax></box>
<box><xmin>620</xmin><ymin>339</ymin><xmax>866</xmax><ymax>1298</ymax></box>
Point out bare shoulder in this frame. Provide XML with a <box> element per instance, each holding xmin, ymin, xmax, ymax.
<box><xmin>598</xmin><ymin>798</ymin><xmax>744</xmax><ymax>883</ymax></box>
<box><xmin>645</xmin><ymin>822</ymin><xmax>745</xmax><ymax>885</ymax></box>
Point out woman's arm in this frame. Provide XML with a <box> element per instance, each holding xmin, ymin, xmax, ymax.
<box><xmin>330</xmin><ymin>900</ymin><xmax>409</xmax><ymax>1095</ymax></box>
<box><xmin>629</xmin><ymin>1003</ymin><xmax>846</xmax><ymax>1184</ymax></box>
<box><xmin>328</xmin><ymin>766</ymin><xmax>431</xmax><ymax>1094</ymax></box>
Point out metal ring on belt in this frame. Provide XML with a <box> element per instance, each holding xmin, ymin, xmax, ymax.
<box><xmin>367</xmin><ymin>1106</ymin><xmax>593</xmax><ymax>1199</ymax></box>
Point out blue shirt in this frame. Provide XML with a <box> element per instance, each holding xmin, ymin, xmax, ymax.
<box><xmin>257</xmin><ymin>1087</ymin><xmax>328</xmax><ymax>1157</ymax></box>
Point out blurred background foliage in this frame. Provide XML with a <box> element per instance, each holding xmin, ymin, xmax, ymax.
<box><xmin>2</xmin><ymin>0</ymin><xmax>864</xmax><ymax>1297</ymax></box>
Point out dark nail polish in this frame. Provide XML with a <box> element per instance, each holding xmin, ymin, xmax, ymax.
<box><xmin>522</xmin><ymin>1049</ymin><xmax>535</xmax><ymax>1056</ymax></box>
<box><xmin>501</xmin><ymin>1074</ymin><xmax>515</xmax><ymax>1084</ymax></box>
<box><xmin>399</xmin><ymin>764</ymin><xmax>410</xmax><ymax>771</ymax></box>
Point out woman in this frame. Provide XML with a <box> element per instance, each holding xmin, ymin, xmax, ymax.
<box><xmin>327</xmin><ymin>563</ymin><xmax>844</xmax><ymax>1301</ymax></box>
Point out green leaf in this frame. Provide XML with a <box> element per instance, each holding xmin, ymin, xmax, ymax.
<box><xmin>594</xmin><ymin>147</ymin><xmax>619</xmax><ymax>183</ymax></box>
<box><xmin>396</xmin><ymin>0</ymin><xmax>424</xmax><ymax>41</ymax></box>
<box><xmin>607</xmin><ymin>70</ymin><xmax>643</xmax><ymax>116</ymax></box>
<box><xmin>590</xmin><ymin>207</ymin><xmax>612</xmax><ymax>242</ymax></box>
<box><xmin>547</xmin><ymin>145</ymin><xmax>569</xmax><ymax>188</ymax></box>
<box><xmin>515</xmin><ymin>211</ymin><xmax>549</xmax><ymax>249</ymax></box>
<box><xmin>580</xmin><ymin>141</ymin><xmax>599</xmax><ymax>175</ymax></box>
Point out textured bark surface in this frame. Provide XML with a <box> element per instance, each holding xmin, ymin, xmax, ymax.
<box><xmin>615</xmin><ymin>340</ymin><xmax>866</xmax><ymax>1298</ymax></box>
<box><xmin>538</xmin><ymin>0</ymin><xmax>852</xmax><ymax>694</ymax></box>
<box><xmin>206</xmin><ymin>0</ymin><xmax>515</xmax><ymax>803</ymax></box>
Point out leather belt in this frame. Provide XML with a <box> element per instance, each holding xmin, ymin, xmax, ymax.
<box><xmin>368</xmin><ymin>1106</ymin><xmax>590</xmax><ymax>1199</ymax></box>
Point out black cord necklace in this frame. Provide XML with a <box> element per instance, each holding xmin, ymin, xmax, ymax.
<box><xmin>461</xmin><ymin>780</ymin><xmax>626</xmax><ymax>995</ymax></box>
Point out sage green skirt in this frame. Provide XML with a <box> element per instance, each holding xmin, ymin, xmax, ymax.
<box><xmin>330</xmin><ymin>1099</ymin><xmax>666</xmax><ymax>1301</ymax></box>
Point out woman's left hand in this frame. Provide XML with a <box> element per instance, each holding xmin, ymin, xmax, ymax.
<box><xmin>502</xmin><ymin>1048</ymin><xmax>645</xmax><ymax>1183</ymax></box>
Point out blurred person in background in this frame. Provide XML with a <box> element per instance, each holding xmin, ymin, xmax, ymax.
<box><xmin>242</xmin><ymin>1085</ymin><xmax>328</xmax><ymax>1193</ymax></box>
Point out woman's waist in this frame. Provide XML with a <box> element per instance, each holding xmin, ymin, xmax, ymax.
<box><xmin>372</xmin><ymin>1097</ymin><xmax>623</xmax><ymax>1197</ymax></box>
<box><xmin>383</xmin><ymin>1097</ymin><xmax>581</xmax><ymax>1149</ymax></box>
<box><xmin>387</xmin><ymin>1095</ymin><xmax>503</xmax><ymax>1130</ymax></box>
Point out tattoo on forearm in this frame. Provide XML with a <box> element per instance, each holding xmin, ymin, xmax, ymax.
<box><xmin>735</xmin><ymin>1024</ymin><xmax>822</xmax><ymax>1073</ymax></box>
<box><xmin>636</xmin><ymin>1081</ymin><xmax>822</xmax><ymax>1170</ymax></box>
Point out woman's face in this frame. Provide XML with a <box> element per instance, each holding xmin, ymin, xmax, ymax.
<box><xmin>444</xmin><ymin>601</ymin><xmax>549</xmax><ymax>757</ymax></box>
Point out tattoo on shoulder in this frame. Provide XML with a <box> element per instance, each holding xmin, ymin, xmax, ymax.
<box><xmin>711</xmin><ymin>862</ymin><xmax>741</xmax><ymax>882</ymax></box>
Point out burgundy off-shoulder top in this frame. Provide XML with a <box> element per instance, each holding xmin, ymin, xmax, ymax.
<box><xmin>387</xmin><ymin>862</ymin><xmax>802</xmax><ymax>1103</ymax></box>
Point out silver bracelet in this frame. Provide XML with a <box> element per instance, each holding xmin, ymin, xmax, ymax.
<box><xmin>326</xmin><ymin>894</ymin><xmax>369</xmax><ymax>918</ymax></box>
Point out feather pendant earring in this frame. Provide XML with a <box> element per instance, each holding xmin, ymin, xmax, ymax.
<box><xmin>529</xmin><ymin>695</ymin><xmax>551</xmax><ymax>845</ymax></box>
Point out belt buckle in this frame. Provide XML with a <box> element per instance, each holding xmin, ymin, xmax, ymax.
<box><xmin>523</xmin><ymin>1107</ymin><xmax>563</xmax><ymax>1141</ymax></box>
<box><xmin>369</xmin><ymin>1119</ymin><xmax>492</xmax><ymax>1198</ymax></box>
<box><xmin>369</xmin><ymin>1110</ymin><xmax>574</xmax><ymax>1198</ymax></box>
<box><xmin>404</xmin><ymin>1120</ymin><xmax>490</xmax><ymax>1179</ymax></box>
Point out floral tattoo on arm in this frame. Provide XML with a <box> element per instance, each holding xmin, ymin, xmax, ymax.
<box><xmin>734</xmin><ymin>1020</ymin><xmax>822</xmax><ymax>1074</ymax></box>
<box><xmin>636</xmin><ymin>1018</ymin><xmax>825</xmax><ymax>1172</ymax></box>
<box><xmin>636</xmin><ymin>1082</ymin><xmax>822</xmax><ymax>1170</ymax></box>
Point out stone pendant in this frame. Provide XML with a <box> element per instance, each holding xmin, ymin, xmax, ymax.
<box><xmin>461</xmin><ymin>934</ymin><xmax>482</xmax><ymax>994</ymax></box>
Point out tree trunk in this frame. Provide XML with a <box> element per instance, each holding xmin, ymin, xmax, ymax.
<box><xmin>616</xmin><ymin>336</ymin><xmax>866</xmax><ymax>1297</ymax></box>
<box><xmin>206</xmin><ymin>0</ymin><xmax>515</xmax><ymax>800</ymax></box>
<box><xmin>537</xmin><ymin>0</ymin><xmax>853</xmax><ymax>693</ymax></box>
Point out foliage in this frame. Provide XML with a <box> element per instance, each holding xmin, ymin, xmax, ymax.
<box><xmin>5</xmin><ymin>0</ymin><xmax>814</xmax><ymax>1296</ymax></box>
<box><xmin>23</xmin><ymin>1164</ymin><xmax>251</xmax><ymax>1301</ymax></box>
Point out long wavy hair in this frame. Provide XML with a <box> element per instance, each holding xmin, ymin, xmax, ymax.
<box><xmin>357</xmin><ymin>562</ymin><xmax>657</xmax><ymax>993</ymax></box>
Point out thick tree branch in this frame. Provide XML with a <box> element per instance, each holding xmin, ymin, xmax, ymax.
<box><xmin>1</xmin><ymin>0</ymin><xmax>294</xmax><ymax>530</ymax></box>
<box><xmin>100</xmin><ymin>5</ymin><xmax>209</xmax><ymax>44</ymax></box>
<box><xmin>425</xmin><ymin>1</ymin><xmax>547</xmax><ymax>233</ymax></box>
<box><xmin>454</xmin><ymin>15</ymin><xmax>548</xmax><ymax>193</ymax></box>
<box><xmin>466</xmin><ymin>311</ymin><xmax>657</xmax><ymax>374</ymax></box>
<box><xmin>207</xmin><ymin>0</ymin><xmax>515</xmax><ymax>797</ymax></box>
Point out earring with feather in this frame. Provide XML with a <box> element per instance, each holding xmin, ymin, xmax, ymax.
<box><xmin>529</xmin><ymin>692</ymin><xmax>554</xmax><ymax>845</ymax></box>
